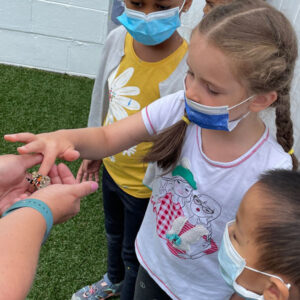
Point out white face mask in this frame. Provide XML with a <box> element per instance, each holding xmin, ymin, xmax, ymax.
<box><xmin>218</xmin><ymin>221</ymin><xmax>291</xmax><ymax>300</ymax></box>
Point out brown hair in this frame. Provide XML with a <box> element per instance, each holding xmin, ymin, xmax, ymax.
<box><xmin>255</xmin><ymin>170</ymin><xmax>300</xmax><ymax>295</ymax></box>
<box><xmin>144</xmin><ymin>0</ymin><xmax>298</xmax><ymax>171</ymax></box>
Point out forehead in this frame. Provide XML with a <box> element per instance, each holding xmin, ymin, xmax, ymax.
<box><xmin>238</xmin><ymin>184</ymin><xmax>266</xmax><ymax>233</ymax></box>
<box><xmin>188</xmin><ymin>31</ymin><xmax>243</xmax><ymax>90</ymax></box>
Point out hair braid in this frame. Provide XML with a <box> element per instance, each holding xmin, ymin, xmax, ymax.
<box><xmin>275</xmin><ymin>93</ymin><xmax>298</xmax><ymax>170</ymax></box>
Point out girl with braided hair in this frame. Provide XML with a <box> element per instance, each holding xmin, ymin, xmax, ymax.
<box><xmin>5</xmin><ymin>0</ymin><xmax>298</xmax><ymax>298</ymax></box>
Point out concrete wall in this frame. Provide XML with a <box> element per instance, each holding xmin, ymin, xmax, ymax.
<box><xmin>0</xmin><ymin>0</ymin><xmax>204</xmax><ymax>78</ymax></box>
<box><xmin>1</xmin><ymin>0</ymin><xmax>300</xmax><ymax>157</ymax></box>
<box><xmin>0</xmin><ymin>0</ymin><xmax>109</xmax><ymax>77</ymax></box>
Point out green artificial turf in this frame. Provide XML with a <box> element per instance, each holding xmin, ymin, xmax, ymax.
<box><xmin>0</xmin><ymin>64</ymin><xmax>117</xmax><ymax>299</ymax></box>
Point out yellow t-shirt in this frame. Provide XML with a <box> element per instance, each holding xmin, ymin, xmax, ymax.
<box><xmin>103</xmin><ymin>33</ymin><xmax>188</xmax><ymax>198</ymax></box>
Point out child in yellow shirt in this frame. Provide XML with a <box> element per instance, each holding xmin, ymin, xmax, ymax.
<box><xmin>73</xmin><ymin>1</ymin><xmax>192</xmax><ymax>299</ymax></box>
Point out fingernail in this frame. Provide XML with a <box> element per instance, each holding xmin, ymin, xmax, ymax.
<box><xmin>91</xmin><ymin>182</ymin><xmax>98</xmax><ymax>192</ymax></box>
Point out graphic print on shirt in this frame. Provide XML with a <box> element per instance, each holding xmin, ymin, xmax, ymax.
<box><xmin>105</xmin><ymin>67</ymin><xmax>141</xmax><ymax>161</ymax></box>
<box><xmin>151</xmin><ymin>160</ymin><xmax>221</xmax><ymax>259</ymax></box>
<box><xmin>151</xmin><ymin>164</ymin><xmax>196</xmax><ymax>239</ymax></box>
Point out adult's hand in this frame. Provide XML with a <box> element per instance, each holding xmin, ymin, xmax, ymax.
<box><xmin>0</xmin><ymin>154</ymin><xmax>43</xmax><ymax>214</ymax></box>
<box><xmin>0</xmin><ymin>162</ymin><xmax>98</xmax><ymax>300</ymax></box>
<box><xmin>29</xmin><ymin>163</ymin><xmax>98</xmax><ymax>224</ymax></box>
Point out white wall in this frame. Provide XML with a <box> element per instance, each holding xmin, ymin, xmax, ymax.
<box><xmin>0</xmin><ymin>0</ymin><xmax>204</xmax><ymax>78</ymax></box>
<box><xmin>0</xmin><ymin>0</ymin><xmax>109</xmax><ymax>77</ymax></box>
<box><xmin>1</xmin><ymin>0</ymin><xmax>300</xmax><ymax>157</ymax></box>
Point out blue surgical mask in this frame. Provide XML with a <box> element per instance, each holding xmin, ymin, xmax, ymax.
<box><xmin>184</xmin><ymin>94</ymin><xmax>253</xmax><ymax>131</ymax></box>
<box><xmin>117</xmin><ymin>1</ymin><xmax>186</xmax><ymax>46</ymax></box>
<box><xmin>218</xmin><ymin>221</ymin><xmax>290</xmax><ymax>300</ymax></box>
<box><xmin>183</xmin><ymin>78</ymin><xmax>254</xmax><ymax>131</ymax></box>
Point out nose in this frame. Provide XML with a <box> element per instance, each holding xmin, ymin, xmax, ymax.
<box><xmin>184</xmin><ymin>77</ymin><xmax>202</xmax><ymax>104</ymax></box>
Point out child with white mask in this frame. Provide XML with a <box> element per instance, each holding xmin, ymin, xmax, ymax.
<box><xmin>219</xmin><ymin>169</ymin><xmax>300</xmax><ymax>300</ymax></box>
<box><xmin>5</xmin><ymin>0</ymin><xmax>298</xmax><ymax>299</ymax></box>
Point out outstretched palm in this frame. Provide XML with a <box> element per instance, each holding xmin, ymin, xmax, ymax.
<box><xmin>0</xmin><ymin>154</ymin><xmax>43</xmax><ymax>214</ymax></box>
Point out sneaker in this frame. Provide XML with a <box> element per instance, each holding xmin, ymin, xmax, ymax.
<box><xmin>71</xmin><ymin>273</ymin><xmax>123</xmax><ymax>300</ymax></box>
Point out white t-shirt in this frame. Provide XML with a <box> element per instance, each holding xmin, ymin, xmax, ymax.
<box><xmin>136</xmin><ymin>90</ymin><xmax>292</xmax><ymax>300</ymax></box>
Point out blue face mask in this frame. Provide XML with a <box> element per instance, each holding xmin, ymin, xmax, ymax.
<box><xmin>183</xmin><ymin>76</ymin><xmax>254</xmax><ymax>131</ymax></box>
<box><xmin>218</xmin><ymin>221</ymin><xmax>291</xmax><ymax>300</ymax></box>
<box><xmin>184</xmin><ymin>93</ymin><xmax>253</xmax><ymax>131</ymax></box>
<box><xmin>117</xmin><ymin>1</ymin><xmax>186</xmax><ymax>46</ymax></box>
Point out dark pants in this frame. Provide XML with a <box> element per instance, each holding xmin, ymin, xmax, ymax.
<box><xmin>134</xmin><ymin>266</ymin><xmax>172</xmax><ymax>300</ymax></box>
<box><xmin>102</xmin><ymin>167</ymin><xmax>149</xmax><ymax>300</ymax></box>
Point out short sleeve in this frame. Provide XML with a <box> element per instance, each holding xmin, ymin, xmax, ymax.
<box><xmin>141</xmin><ymin>90</ymin><xmax>185</xmax><ymax>135</ymax></box>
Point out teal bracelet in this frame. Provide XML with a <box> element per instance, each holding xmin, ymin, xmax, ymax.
<box><xmin>2</xmin><ymin>198</ymin><xmax>53</xmax><ymax>244</ymax></box>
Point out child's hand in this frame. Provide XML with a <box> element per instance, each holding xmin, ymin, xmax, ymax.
<box><xmin>76</xmin><ymin>159</ymin><xmax>102</xmax><ymax>183</ymax></box>
<box><xmin>4</xmin><ymin>131</ymin><xmax>80</xmax><ymax>176</ymax></box>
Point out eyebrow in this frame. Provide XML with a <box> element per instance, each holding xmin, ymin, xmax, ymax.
<box><xmin>186</xmin><ymin>61</ymin><xmax>227</xmax><ymax>92</ymax></box>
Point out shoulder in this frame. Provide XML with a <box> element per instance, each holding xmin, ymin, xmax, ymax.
<box><xmin>263</xmin><ymin>130</ymin><xmax>292</xmax><ymax>169</ymax></box>
<box><xmin>142</xmin><ymin>90</ymin><xmax>185</xmax><ymax>135</ymax></box>
<box><xmin>104</xmin><ymin>26</ymin><xmax>127</xmax><ymax>48</ymax></box>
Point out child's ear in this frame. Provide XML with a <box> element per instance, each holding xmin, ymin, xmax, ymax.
<box><xmin>182</xmin><ymin>0</ymin><xmax>193</xmax><ymax>12</ymax></box>
<box><xmin>249</xmin><ymin>91</ymin><xmax>278</xmax><ymax>112</ymax></box>
<box><xmin>263</xmin><ymin>277</ymin><xmax>290</xmax><ymax>300</ymax></box>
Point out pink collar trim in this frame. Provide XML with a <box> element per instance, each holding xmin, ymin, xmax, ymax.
<box><xmin>196</xmin><ymin>127</ymin><xmax>270</xmax><ymax>169</ymax></box>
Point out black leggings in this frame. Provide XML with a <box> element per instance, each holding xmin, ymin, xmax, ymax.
<box><xmin>134</xmin><ymin>266</ymin><xmax>172</xmax><ymax>300</ymax></box>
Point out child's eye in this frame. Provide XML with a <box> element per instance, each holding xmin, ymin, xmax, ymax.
<box><xmin>232</xmin><ymin>232</ymin><xmax>237</xmax><ymax>241</ymax></box>
<box><xmin>207</xmin><ymin>85</ymin><xmax>219</xmax><ymax>95</ymax></box>
<box><xmin>155</xmin><ymin>4</ymin><xmax>171</xmax><ymax>10</ymax></box>
<box><xmin>187</xmin><ymin>70</ymin><xmax>194</xmax><ymax>77</ymax></box>
<box><xmin>130</xmin><ymin>1</ymin><xmax>143</xmax><ymax>8</ymax></box>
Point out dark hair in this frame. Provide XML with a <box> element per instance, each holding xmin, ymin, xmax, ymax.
<box><xmin>144</xmin><ymin>0</ymin><xmax>298</xmax><ymax>171</ymax></box>
<box><xmin>255</xmin><ymin>170</ymin><xmax>300</xmax><ymax>293</ymax></box>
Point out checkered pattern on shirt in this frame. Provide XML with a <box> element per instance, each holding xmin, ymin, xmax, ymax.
<box><xmin>151</xmin><ymin>192</ymin><xmax>184</xmax><ymax>239</ymax></box>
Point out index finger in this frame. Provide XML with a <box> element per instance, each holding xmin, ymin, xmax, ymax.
<box><xmin>38</xmin><ymin>151</ymin><xmax>58</xmax><ymax>176</ymax></box>
<box><xmin>4</xmin><ymin>132</ymin><xmax>36</xmax><ymax>143</ymax></box>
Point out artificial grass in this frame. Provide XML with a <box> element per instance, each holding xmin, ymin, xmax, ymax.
<box><xmin>0</xmin><ymin>64</ymin><xmax>118</xmax><ymax>299</ymax></box>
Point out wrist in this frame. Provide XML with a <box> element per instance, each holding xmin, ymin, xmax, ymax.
<box><xmin>2</xmin><ymin>199</ymin><xmax>53</xmax><ymax>244</ymax></box>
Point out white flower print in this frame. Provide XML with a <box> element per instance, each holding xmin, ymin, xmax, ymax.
<box><xmin>105</xmin><ymin>67</ymin><xmax>140</xmax><ymax>126</ymax></box>
<box><xmin>123</xmin><ymin>146</ymin><xmax>137</xmax><ymax>157</ymax></box>
<box><xmin>109</xmin><ymin>156</ymin><xmax>116</xmax><ymax>162</ymax></box>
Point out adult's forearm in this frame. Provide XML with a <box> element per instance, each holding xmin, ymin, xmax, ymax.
<box><xmin>0</xmin><ymin>208</ymin><xmax>46</xmax><ymax>300</ymax></box>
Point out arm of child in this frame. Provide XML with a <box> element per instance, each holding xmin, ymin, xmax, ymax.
<box><xmin>4</xmin><ymin>111</ymin><xmax>149</xmax><ymax>175</ymax></box>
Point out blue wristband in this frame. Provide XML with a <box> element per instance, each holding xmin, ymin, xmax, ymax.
<box><xmin>2</xmin><ymin>198</ymin><xmax>53</xmax><ymax>244</ymax></box>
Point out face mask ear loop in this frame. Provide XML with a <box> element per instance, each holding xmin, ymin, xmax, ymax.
<box><xmin>245</xmin><ymin>266</ymin><xmax>291</xmax><ymax>290</ymax></box>
<box><xmin>228</xmin><ymin>95</ymin><xmax>256</xmax><ymax>111</ymax></box>
<box><xmin>179</xmin><ymin>0</ymin><xmax>187</xmax><ymax>13</ymax></box>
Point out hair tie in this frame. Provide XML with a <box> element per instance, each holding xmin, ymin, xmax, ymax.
<box><xmin>288</xmin><ymin>148</ymin><xmax>294</xmax><ymax>155</ymax></box>
<box><xmin>182</xmin><ymin>116</ymin><xmax>190</xmax><ymax>125</ymax></box>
